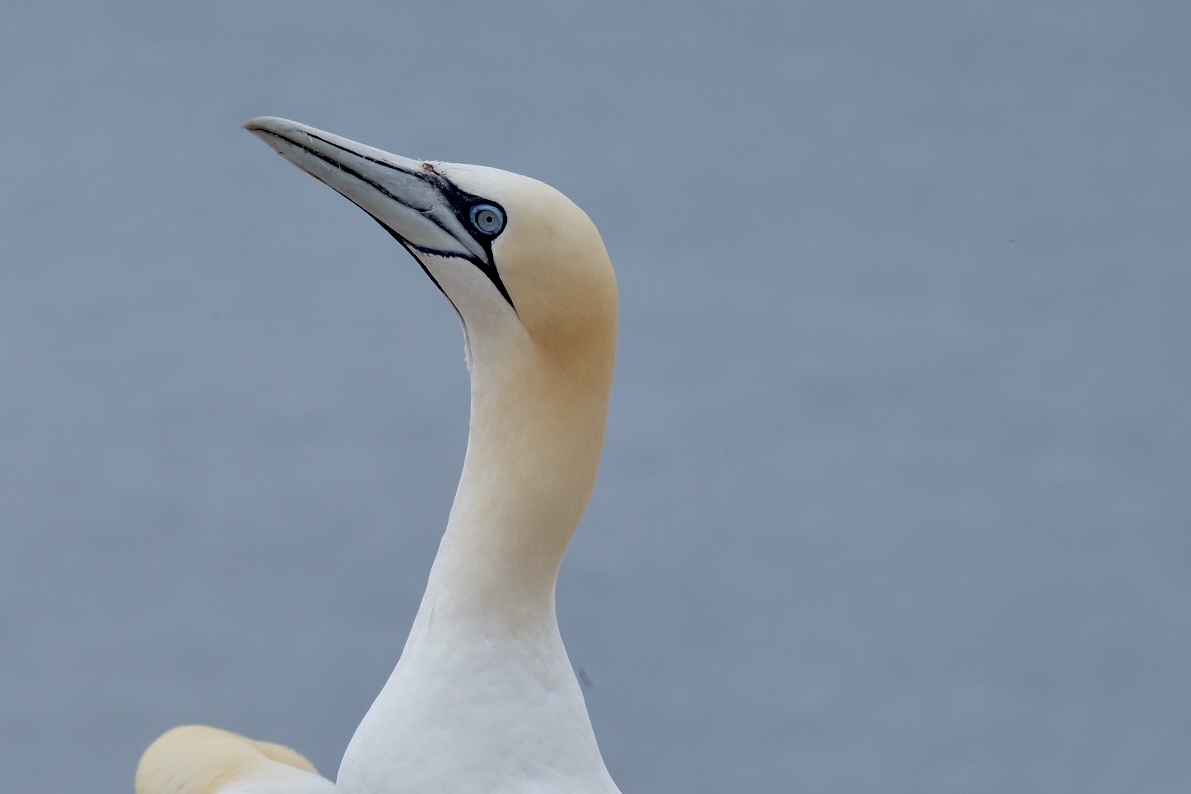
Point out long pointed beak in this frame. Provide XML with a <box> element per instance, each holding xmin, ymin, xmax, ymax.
<box><xmin>242</xmin><ymin>116</ymin><xmax>487</xmax><ymax>262</ymax></box>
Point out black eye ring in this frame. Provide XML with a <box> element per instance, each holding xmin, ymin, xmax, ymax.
<box><xmin>469</xmin><ymin>203</ymin><xmax>505</xmax><ymax>236</ymax></box>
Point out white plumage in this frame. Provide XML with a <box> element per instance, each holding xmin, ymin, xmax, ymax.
<box><xmin>136</xmin><ymin>117</ymin><xmax>622</xmax><ymax>794</ymax></box>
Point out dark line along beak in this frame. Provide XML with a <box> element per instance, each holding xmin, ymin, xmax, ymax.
<box><xmin>242</xmin><ymin>116</ymin><xmax>489</xmax><ymax>264</ymax></box>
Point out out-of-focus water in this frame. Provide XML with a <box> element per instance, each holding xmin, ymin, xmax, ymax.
<box><xmin>2</xmin><ymin>2</ymin><xmax>1189</xmax><ymax>792</ymax></box>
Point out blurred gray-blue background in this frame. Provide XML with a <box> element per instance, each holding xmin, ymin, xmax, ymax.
<box><xmin>2</xmin><ymin>2</ymin><xmax>1189</xmax><ymax>791</ymax></box>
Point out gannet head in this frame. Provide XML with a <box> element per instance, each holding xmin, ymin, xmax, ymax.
<box><xmin>242</xmin><ymin>117</ymin><xmax>617</xmax><ymax>378</ymax></box>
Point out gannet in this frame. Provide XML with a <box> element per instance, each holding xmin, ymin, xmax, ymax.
<box><xmin>135</xmin><ymin>117</ymin><xmax>622</xmax><ymax>794</ymax></box>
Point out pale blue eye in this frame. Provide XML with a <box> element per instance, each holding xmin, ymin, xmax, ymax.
<box><xmin>469</xmin><ymin>203</ymin><xmax>505</xmax><ymax>236</ymax></box>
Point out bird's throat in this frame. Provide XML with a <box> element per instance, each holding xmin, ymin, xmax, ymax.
<box><xmin>423</xmin><ymin>349</ymin><xmax>611</xmax><ymax>629</ymax></box>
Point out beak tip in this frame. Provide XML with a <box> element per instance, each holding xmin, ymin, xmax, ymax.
<box><xmin>242</xmin><ymin>116</ymin><xmax>294</xmax><ymax>137</ymax></box>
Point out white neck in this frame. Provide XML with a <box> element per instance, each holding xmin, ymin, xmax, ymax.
<box><xmin>337</xmin><ymin>337</ymin><xmax>620</xmax><ymax>794</ymax></box>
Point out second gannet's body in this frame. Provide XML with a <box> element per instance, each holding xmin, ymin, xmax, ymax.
<box><xmin>136</xmin><ymin>117</ymin><xmax>622</xmax><ymax>794</ymax></box>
